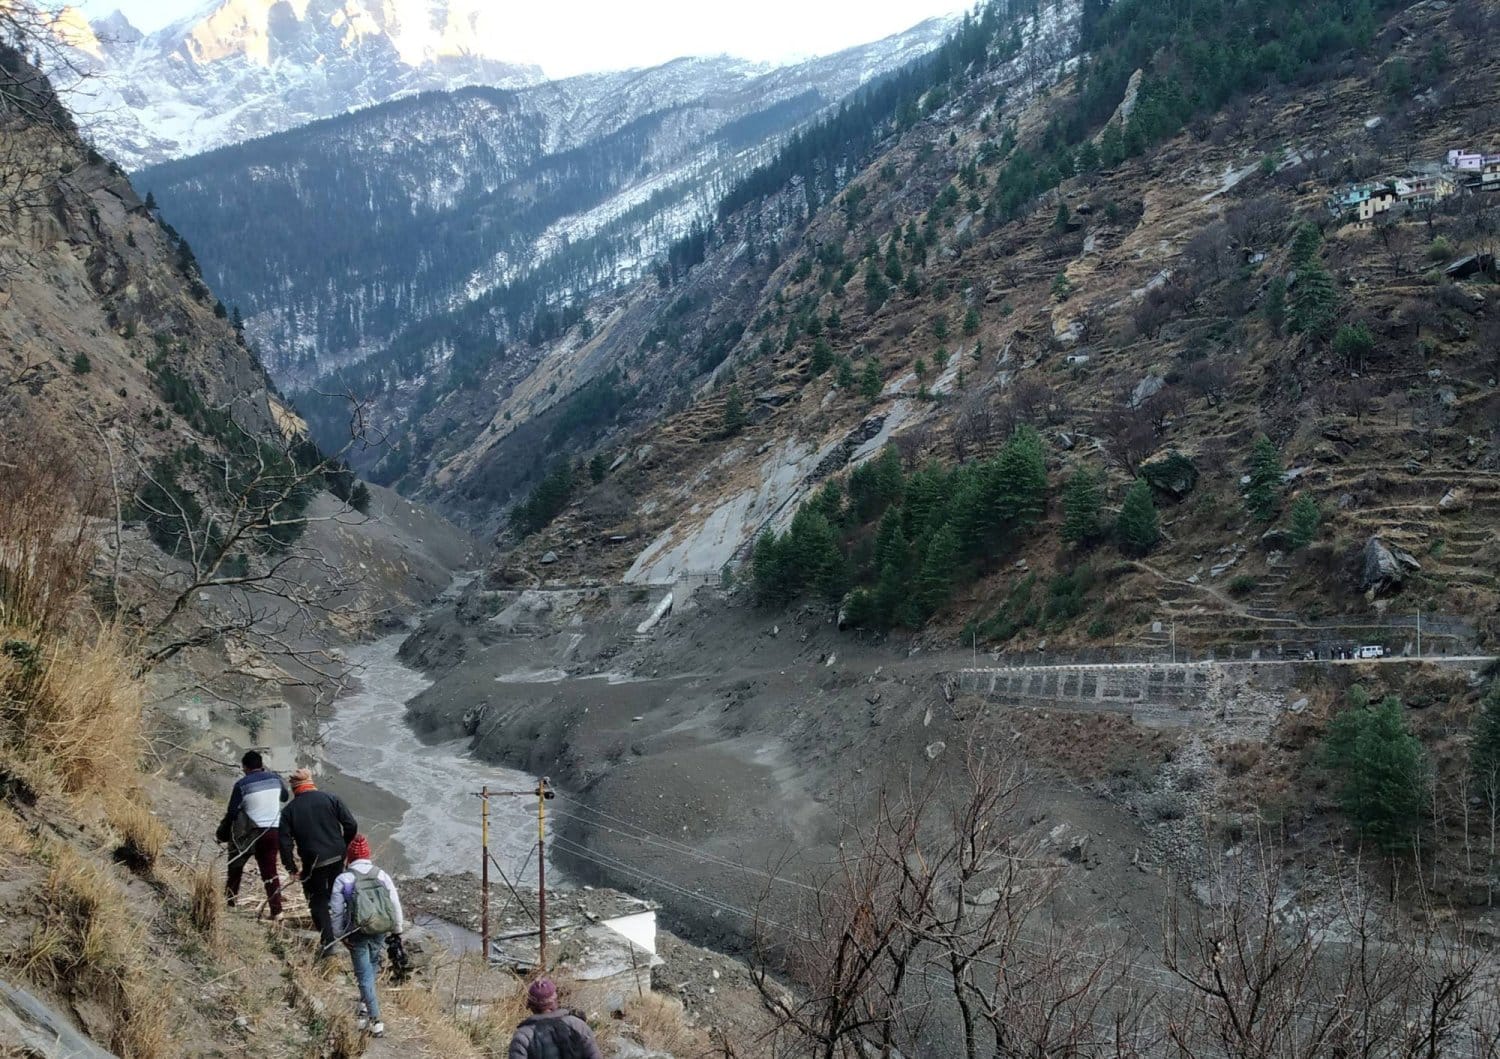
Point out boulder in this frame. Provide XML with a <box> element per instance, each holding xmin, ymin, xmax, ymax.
<box><xmin>1360</xmin><ymin>536</ymin><xmax>1420</xmax><ymax>597</ymax></box>
<box><xmin>1260</xmin><ymin>528</ymin><xmax>1295</xmax><ymax>551</ymax></box>
<box><xmin>1141</xmin><ymin>451</ymin><xmax>1199</xmax><ymax>500</ymax></box>
<box><xmin>1130</xmin><ymin>374</ymin><xmax>1165</xmax><ymax>407</ymax></box>
<box><xmin>539</xmin><ymin>551</ymin><xmax>559</xmax><ymax>565</ymax></box>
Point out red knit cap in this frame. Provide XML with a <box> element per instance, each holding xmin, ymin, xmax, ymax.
<box><xmin>346</xmin><ymin>834</ymin><xmax>372</xmax><ymax>863</ymax></box>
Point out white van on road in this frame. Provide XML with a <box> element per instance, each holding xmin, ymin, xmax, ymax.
<box><xmin>1356</xmin><ymin>645</ymin><xmax>1386</xmax><ymax>659</ymax></box>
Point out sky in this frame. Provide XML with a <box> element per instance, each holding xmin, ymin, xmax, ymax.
<box><xmin>77</xmin><ymin>0</ymin><xmax>973</xmax><ymax>77</ymax></box>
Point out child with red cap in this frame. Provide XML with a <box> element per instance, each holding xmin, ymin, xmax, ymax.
<box><xmin>329</xmin><ymin>834</ymin><xmax>403</xmax><ymax>1038</ymax></box>
<box><xmin>505</xmin><ymin>976</ymin><xmax>602</xmax><ymax>1059</ymax></box>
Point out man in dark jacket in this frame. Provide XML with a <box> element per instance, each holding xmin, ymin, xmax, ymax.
<box><xmin>216</xmin><ymin>750</ymin><xmax>289</xmax><ymax>918</ymax></box>
<box><xmin>278</xmin><ymin>767</ymin><xmax>358</xmax><ymax>955</ymax></box>
<box><xmin>507</xmin><ymin>978</ymin><xmax>602</xmax><ymax>1059</ymax></box>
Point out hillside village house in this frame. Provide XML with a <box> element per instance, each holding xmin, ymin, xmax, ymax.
<box><xmin>1330</xmin><ymin>154</ymin><xmax>1472</xmax><ymax>223</ymax></box>
<box><xmin>1446</xmin><ymin>148</ymin><xmax>1500</xmax><ymax>189</ymax></box>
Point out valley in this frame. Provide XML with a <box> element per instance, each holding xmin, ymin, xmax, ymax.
<box><xmin>4</xmin><ymin>0</ymin><xmax>1500</xmax><ymax>1054</ymax></box>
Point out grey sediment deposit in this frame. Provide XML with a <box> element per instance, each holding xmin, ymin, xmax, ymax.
<box><xmin>397</xmin><ymin>583</ymin><xmax>1175</xmax><ymax>955</ymax></box>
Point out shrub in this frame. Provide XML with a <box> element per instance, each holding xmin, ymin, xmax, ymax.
<box><xmin>1227</xmin><ymin>574</ymin><xmax>1258</xmax><ymax>597</ymax></box>
<box><xmin>71</xmin><ymin>352</ymin><xmax>91</xmax><ymax>374</ymax></box>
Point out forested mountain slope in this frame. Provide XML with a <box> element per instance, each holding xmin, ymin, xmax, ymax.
<box><xmin>425</xmin><ymin>0</ymin><xmax>1499</xmax><ymax>650</ymax></box>
<box><xmin>138</xmin><ymin>16</ymin><xmax>959</xmax><ymax>402</ymax></box>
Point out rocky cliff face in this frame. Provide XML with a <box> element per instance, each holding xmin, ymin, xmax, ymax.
<box><xmin>0</xmin><ymin>44</ymin><xmax>275</xmax><ymax>464</ymax></box>
<box><xmin>46</xmin><ymin>0</ymin><xmax>545</xmax><ymax>168</ymax></box>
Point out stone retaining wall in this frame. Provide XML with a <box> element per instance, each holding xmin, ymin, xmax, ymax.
<box><xmin>954</xmin><ymin>662</ymin><xmax>1297</xmax><ymax>736</ymax></box>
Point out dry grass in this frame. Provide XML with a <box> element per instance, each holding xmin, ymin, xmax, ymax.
<box><xmin>0</xmin><ymin>621</ymin><xmax>144</xmax><ymax>795</ymax></box>
<box><xmin>110</xmin><ymin>800</ymin><xmax>167</xmax><ymax>874</ymax></box>
<box><xmin>187</xmin><ymin>860</ymin><xmax>221</xmax><ymax>940</ymax></box>
<box><xmin>12</xmin><ymin>842</ymin><xmax>169</xmax><ymax>1057</ymax></box>
<box><xmin>618</xmin><ymin>990</ymin><xmax>714</xmax><ymax>1056</ymax></box>
<box><xmin>323</xmin><ymin>1011</ymin><xmax>362</xmax><ymax>1059</ymax></box>
<box><xmin>387</xmin><ymin>953</ymin><xmax>526</xmax><ymax>1054</ymax></box>
<box><xmin>0</xmin><ymin>802</ymin><xmax>29</xmax><ymax>855</ymax></box>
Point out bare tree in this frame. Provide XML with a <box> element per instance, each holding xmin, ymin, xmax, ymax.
<box><xmin>1095</xmin><ymin>397</ymin><xmax>1159</xmax><ymax>476</ymax></box>
<box><xmin>1373</xmin><ymin>213</ymin><xmax>1409</xmax><ymax>274</ymax></box>
<box><xmin>1163</xmin><ymin>847</ymin><xmax>1497</xmax><ymax>1059</ymax></box>
<box><xmin>112</xmin><ymin>389</ymin><xmax>380</xmax><ymax>697</ymax></box>
<box><xmin>753</xmin><ymin>744</ymin><xmax>1154</xmax><ymax>1059</ymax></box>
<box><xmin>1183</xmin><ymin>357</ymin><xmax>1238</xmax><ymax>407</ymax></box>
<box><xmin>1184</xmin><ymin>222</ymin><xmax>1235</xmax><ymax>285</ymax></box>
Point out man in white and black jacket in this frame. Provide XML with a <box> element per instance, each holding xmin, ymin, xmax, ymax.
<box><xmin>215</xmin><ymin>749</ymin><xmax>289</xmax><ymax>918</ymax></box>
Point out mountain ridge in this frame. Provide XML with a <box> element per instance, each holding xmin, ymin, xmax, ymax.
<box><xmin>136</xmin><ymin>14</ymin><xmax>962</xmax><ymax>395</ymax></box>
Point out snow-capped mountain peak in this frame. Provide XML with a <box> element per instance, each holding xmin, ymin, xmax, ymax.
<box><xmin>46</xmin><ymin>0</ymin><xmax>547</xmax><ymax>168</ymax></box>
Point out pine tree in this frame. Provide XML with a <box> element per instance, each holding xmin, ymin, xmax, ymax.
<box><xmin>1116</xmin><ymin>479</ymin><xmax>1159</xmax><ymax>555</ymax></box>
<box><xmin>865</xmin><ymin>263</ymin><xmax>890</xmax><ymax>313</ymax></box>
<box><xmin>873</xmin><ymin>509</ymin><xmax>908</xmax><ymax>575</ymax></box>
<box><xmin>1061</xmin><ymin>467</ymin><xmax>1102</xmax><ymax>546</ymax></box>
<box><xmin>872</xmin><ymin>447</ymin><xmax>905</xmax><ymax>508</ymax></box>
<box><xmin>836</xmin><ymin>357</ymin><xmax>855</xmax><ymax>390</ymax></box>
<box><xmin>1263</xmin><ymin>276</ymin><xmax>1288</xmax><ymax>335</ymax></box>
<box><xmin>752</xmin><ymin>531</ymin><xmax>790</xmax><ymax>604</ymax></box>
<box><xmin>349</xmin><ymin>481</ymin><xmax>372</xmax><ymax>514</ymax></box>
<box><xmin>722</xmin><ymin>385</ymin><xmax>746</xmax><ymax>436</ymax></box>
<box><xmin>1472</xmin><ymin>685</ymin><xmax>1500</xmax><ymax>892</ymax></box>
<box><xmin>916</xmin><ymin>523</ymin><xmax>960</xmax><ymax>616</ymax></box>
<box><xmin>1325</xmin><ymin>695</ymin><xmax>1429</xmax><ymax>851</ymax></box>
<box><xmin>1244</xmin><ymin>437</ymin><xmax>1284</xmax><ymax>522</ymax></box>
<box><xmin>786</xmin><ymin>508</ymin><xmax>846</xmax><ymax>602</ymax></box>
<box><xmin>589</xmin><ymin>452</ymin><xmax>609</xmax><ymax>484</ymax></box>
<box><xmin>992</xmin><ymin>426</ymin><xmax>1048</xmax><ymax>533</ymax></box>
<box><xmin>1288</xmin><ymin>493</ymin><xmax>1320</xmax><ymax>548</ymax></box>
<box><xmin>1290</xmin><ymin>261</ymin><xmax>1338</xmax><ymax>337</ymax></box>
<box><xmin>962</xmin><ymin>306</ymin><xmax>980</xmax><ymax>335</ymax></box>
<box><xmin>1290</xmin><ymin>222</ymin><xmax>1322</xmax><ymax>268</ymax></box>
<box><xmin>810</xmin><ymin>338</ymin><xmax>834</xmax><ymax>376</ymax></box>
<box><xmin>884</xmin><ymin>243</ymin><xmax>904</xmax><ymax>284</ymax></box>
<box><xmin>1470</xmin><ymin>686</ymin><xmax>1500</xmax><ymax>805</ymax></box>
<box><xmin>860</xmin><ymin>361</ymin><xmax>882</xmax><ymax>401</ymax></box>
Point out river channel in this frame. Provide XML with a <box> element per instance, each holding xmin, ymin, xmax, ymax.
<box><xmin>324</xmin><ymin>634</ymin><xmax>550</xmax><ymax>880</ymax></box>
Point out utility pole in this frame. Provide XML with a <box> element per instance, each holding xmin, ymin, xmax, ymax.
<box><xmin>1416</xmin><ymin>608</ymin><xmax>1422</xmax><ymax>658</ymax></box>
<box><xmin>1171</xmin><ymin>620</ymin><xmax>1176</xmax><ymax>664</ymax></box>
<box><xmin>475</xmin><ymin>779</ymin><xmax>553</xmax><ymax>965</ymax></box>
<box><xmin>537</xmin><ymin>776</ymin><xmax>553</xmax><ymax>972</ymax></box>
<box><xmin>480</xmin><ymin>784</ymin><xmax>490</xmax><ymax>957</ymax></box>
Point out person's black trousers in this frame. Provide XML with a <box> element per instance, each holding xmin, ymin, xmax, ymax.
<box><xmin>302</xmin><ymin>861</ymin><xmax>343</xmax><ymax>955</ymax></box>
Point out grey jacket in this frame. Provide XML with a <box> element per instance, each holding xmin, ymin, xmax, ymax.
<box><xmin>506</xmin><ymin>1009</ymin><xmax>603</xmax><ymax>1059</ymax></box>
